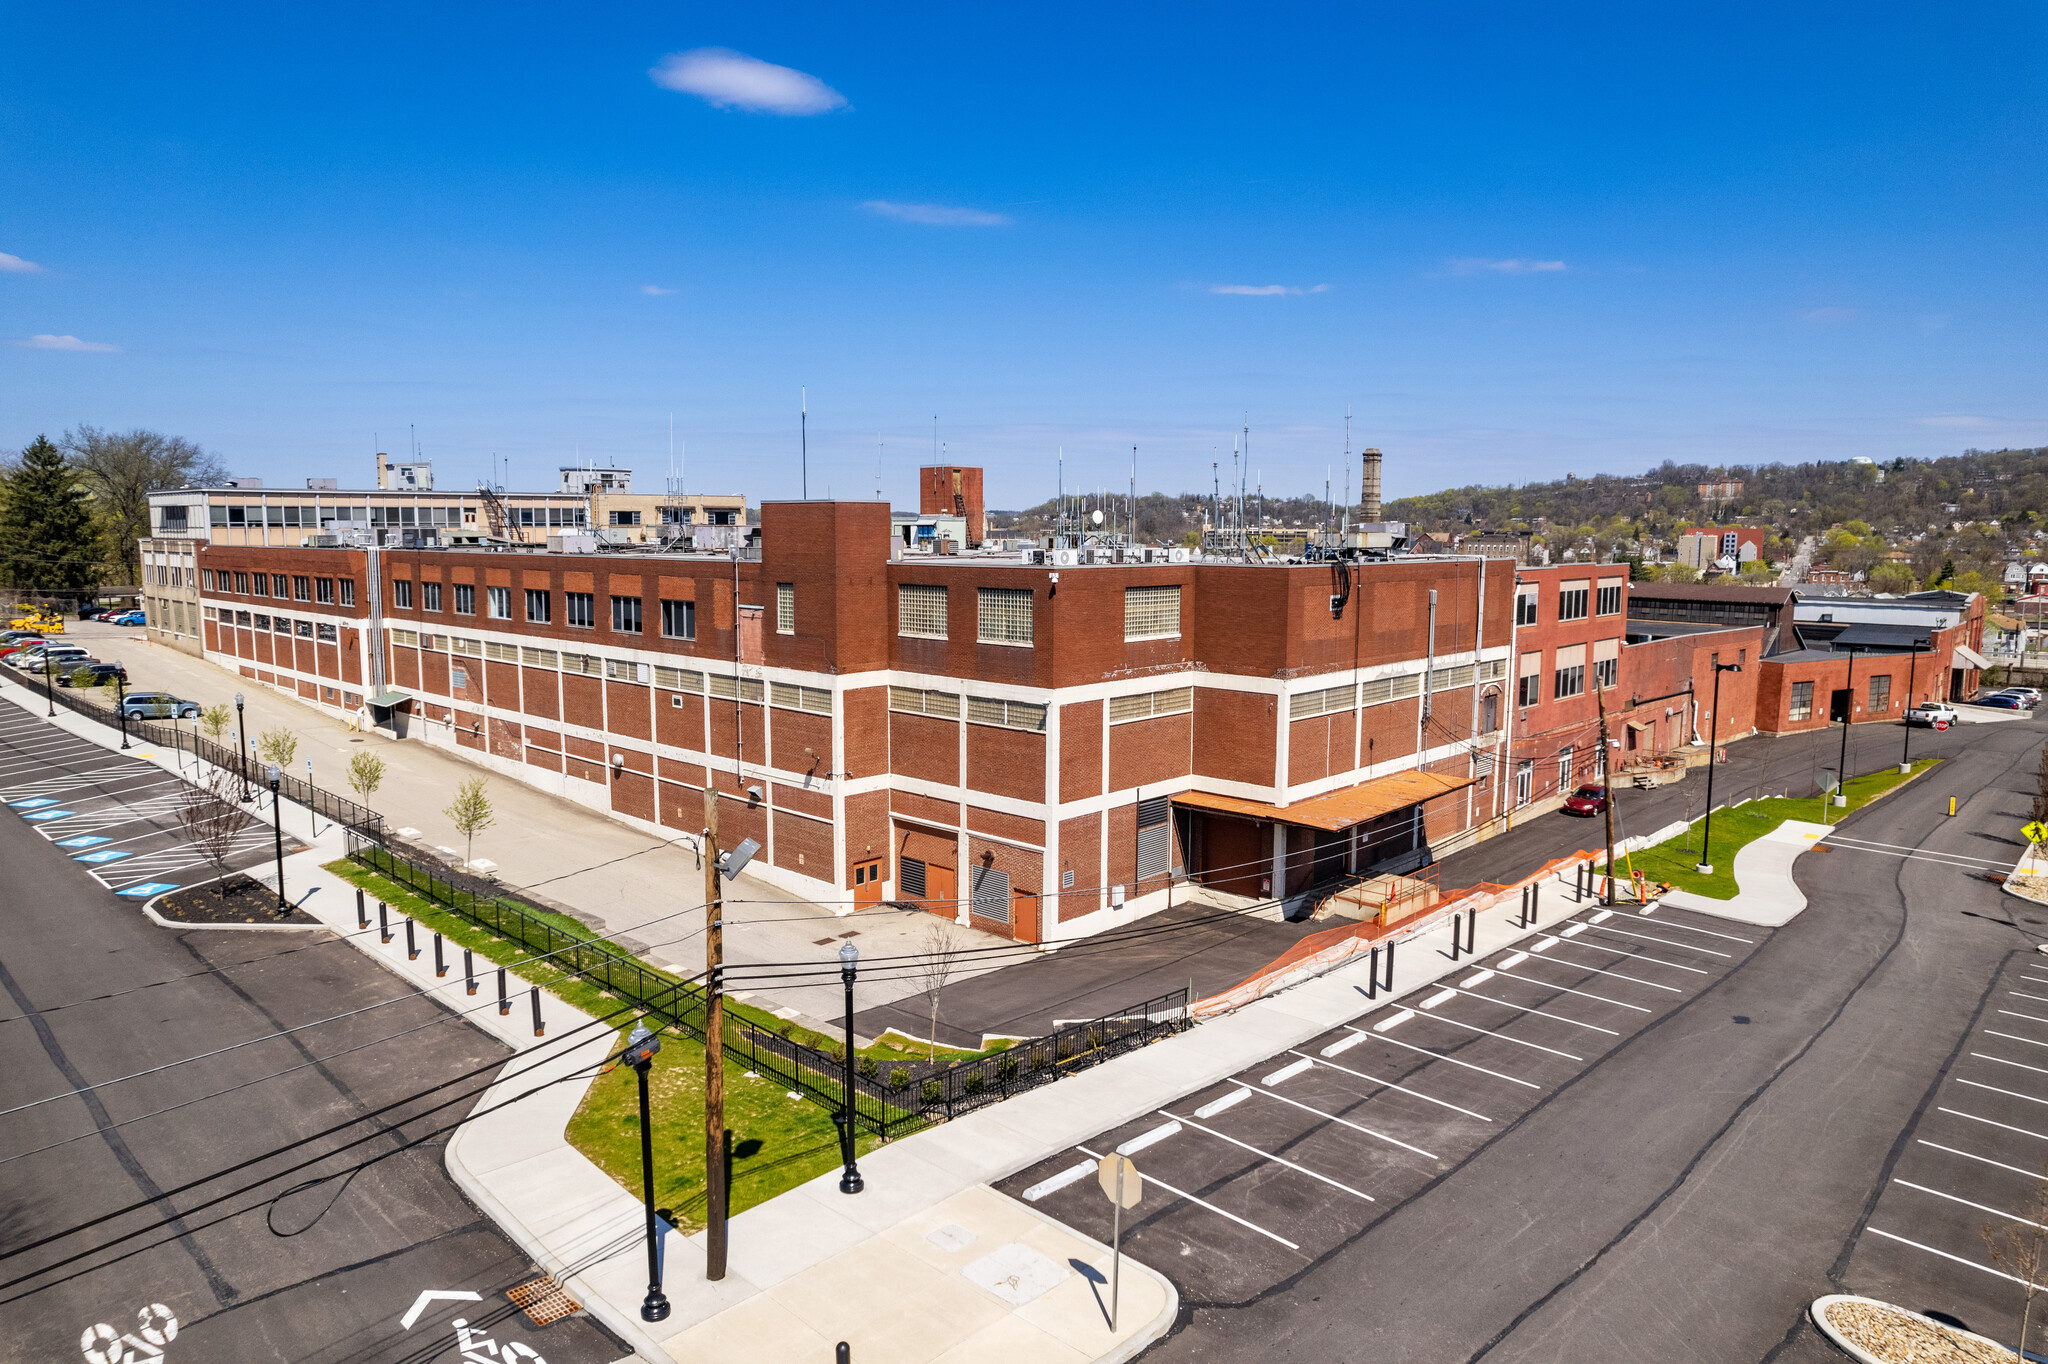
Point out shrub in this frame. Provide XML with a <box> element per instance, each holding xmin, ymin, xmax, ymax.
<box><xmin>858</xmin><ymin>1056</ymin><xmax>879</xmax><ymax>1080</ymax></box>
<box><xmin>963</xmin><ymin>1071</ymin><xmax>985</xmax><ymax>1096</ymax></box>
<box><xmin>888</xmin><ymin>1066</ymin><xmax>911</xmax><ymax>1090</ymax></box>
<box><xmin>996</xmin><ymin>1057</ymin><xmax>1020</xmax><ymax>1084</ymax></box>
<box><xmin>920</xmin><ymin>1079</ymin><xmax>943</xmax><ymax>1104</ymax></box>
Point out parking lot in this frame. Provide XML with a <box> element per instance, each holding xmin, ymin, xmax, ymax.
<box><xmin>1838</xmin><ymin>947</ymin><xmax>2048</xmax><ymax>1334</ymax></box>
<box><xmin>998</xmin><ymin>898</ymin><xmax>1768</xmax><ymax>1304</ymax></box>
<box><xmin>0</xmin><ymin>701</ymin><xmax>293</xmax><ymax>900</ymax></box>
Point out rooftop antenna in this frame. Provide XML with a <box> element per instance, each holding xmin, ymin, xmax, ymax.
<box><xmin>876</xmin><ymin>432</ymin><xmax>883</xmax><ymax>501</ymax></box>
<box><xmin>1342</xmin><ymin>406</ymin><xmax>1352</xmax><ymax>530</ymax></box>
<box><xmin>801</xmin><ymin>386</ymin><xmax>808</xmax><ymax>500</ymax></box>
<box><xmin>1211</xmin><ymin>452</ymin><xmax>1221</xmax><ymax>538</ymax></box>
<box><xmin>1058</xmin><ymin>447</ymin><xmax>1065</xmax><ymax>540</ymax></box>
<box><xmin>1129</xmin><ymin>446</ymin><xmax>1137</xmax><ymax>544</ymax></box>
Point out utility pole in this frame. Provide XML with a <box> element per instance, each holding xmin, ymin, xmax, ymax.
<box><xmin>702</xmin><ymin>785</ymin><xmax>727</xmax><ymax>1280</ymax></box>
<box><xmin>1596</xmin><ymin>680</ymin><xmax>1617</xmax><ymax>904</ymax></box>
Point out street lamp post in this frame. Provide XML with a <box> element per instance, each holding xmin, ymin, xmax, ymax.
<box><xmin>306</xmin><ymin>757</ymin><xmax>319</xmax><ymax>837</ymax></box>
<box><xmin>1695</xmin><ymin>662</ymin><xmax>1743</xmax><ymax>875</ymax></box>
<box><xmin>1835</xmin><ymin>646</ymin><xmax>1859</xmax><ymax>808</ymax></box>
<box><xmin>622</xmin><ymin>1024</ymin><xmax>671</xmax><ymax>1323</ymax></box>
<box><xmin>836</xmin><ymin>941</ymin><xmax>865</xmax><ymax>1195</ymax></box>
<box><xmin>1901</xmin><ymin>639</ymin><xmax>1925</xmax><ymax>774</ymax></box>
<box><xmin>42</xmin><ymin>652</ymin><xmax>55</xmax><ymax>717</ymax></box>
<box><xmin>115</xmin><ymin>670</ymin><xmax>129</xmax><ymax>749</ymax></box>
<box><xmin>234</xmin><ymin>693</ymin><xmax>250</xmax><ymax>801</ymax></box>
<box><xmin>266</xmin><ymin>764</ymin><xmax>287</xmax><ymax>912</ymax></box>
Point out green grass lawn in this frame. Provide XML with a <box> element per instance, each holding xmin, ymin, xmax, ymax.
<box><xmin>1600</xmin><ymin>758</ymin><xmax>1939</xmax><ymax>900</ymax></box>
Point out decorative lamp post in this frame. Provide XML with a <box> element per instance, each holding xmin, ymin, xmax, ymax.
<box><xmin>836</xmin><ymin>940</ymin><xmax>865</xmax><ymax>1195</ymax></box>
<box><xmin>234</xmin><ymin>692</ymin><xmax>250</xmax><ymax>800</ymax></box>
<box><xmin>1835</xmin><ymin>646</ymin><xmax>1859</xmax><ymax>808</ymax></box>
<box><xmin>1695</xmin><ymin>661</ymin><xmax>1743</xmax><ymax>875</ymax></box>
<box><xmin>622</xmin><ymin>1024</ymin><xmax>671</xmax><ymax>1323</ymax></box>
<box><xmin>43</xmin><ymin>651</ymin><xmax>56</xmax><ymax>717</ymax></box>
<box><xmin>266</xmin><ymin>764</ymin><xmax>288</xmax><ymax>912</ymax></box>
<box><xmin>115</xmin><ymin>669</ymin><xmax>130</xmax><ymax>749</ymax></box>
<box><xmin>1900</xmin><ymin>638</ymin><xmax>1925</xmax><ymax>774</ymax></box>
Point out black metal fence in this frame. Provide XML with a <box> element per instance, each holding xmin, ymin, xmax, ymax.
<box><xmin>345</xmin><ymin>831</ymin><xmax>1191</xmax><ymax>1138</ymax></box>
<box><xmin>27</xmin><ymin>673</ymin><xmax>386</xmax><ymax>835</ymax></box>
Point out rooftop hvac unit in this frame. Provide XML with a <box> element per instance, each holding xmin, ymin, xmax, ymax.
<box><xmin>1052</xmin><ymin>548</ymin><xmax>1080</xmax><ymax>568</ymax></box>
<box><xmin>1168</xmin><ymin>546</ymin><xmax>1191</xmax><ymax>564</ymax></box>
<box><xmin>1022</xmin><ymin>549</ymin><xmax>1046</xmax><ymax>565</ymax></box>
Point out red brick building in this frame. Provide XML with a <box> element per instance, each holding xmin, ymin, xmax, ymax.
<box><xmin>195</xmin><ymin>501</ymin><xmax>1514</xmax><ymax>941</ymax></box>
<box><xmin>920</xmin><ymin>466</ymin><xmax>986</xmax><ymax>547</ymax></box>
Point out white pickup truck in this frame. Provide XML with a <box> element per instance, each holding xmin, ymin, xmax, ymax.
<box><xmin>1905</xmin><ymin>702</ymin><xmax>1959</xmax><ymax>729</ymax></box>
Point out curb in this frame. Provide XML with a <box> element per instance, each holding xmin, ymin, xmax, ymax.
<box><xmin>1809</xmin><ymin>1293</ymin><xmax>2015</xmax><ymax>1363</ymax></box>
<box><xmin>142</xmin><ymin>877</ymin><xmax>329</xmax><ymax>933</ymax></box>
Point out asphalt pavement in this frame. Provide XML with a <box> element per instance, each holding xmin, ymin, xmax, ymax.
<box><xmin>996</xmin><ymin>707</ymin><xmax>2048</xmax><ymax>1361</ymax></box>
<box><xmin>0</xmin><ymin>715</ymin><xmax>625</xmax><ymax>1362</ymax></box>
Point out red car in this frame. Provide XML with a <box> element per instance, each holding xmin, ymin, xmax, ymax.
<box><xmin>1562</xmin><ymin>783</ymin><xmax>1610</xmax><ymax>816</ymax></box>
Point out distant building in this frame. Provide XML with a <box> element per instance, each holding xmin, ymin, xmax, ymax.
<box><xmin>1698</xmin><ymin>480</ymin><xmax>1745</xmax><ymax>503</ymax></box>
<box><xmin>1457</xmin><ymin>531</ymin><xmax>1532</xmax><ymax>564</ymax></box>
<box><xmin>1677</xmin><ymin>526</ymin><xmax>1766</xmax><ymax>570</ymax></box>
<box><xmin>920</xmin><ymin>466</ymin><xmax>985</xmax><ymax>547</ymax></box>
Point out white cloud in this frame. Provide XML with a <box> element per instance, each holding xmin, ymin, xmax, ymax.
<box><xmin>861</xmin><ymin>200</ymin><xmax>1009</xmax><ymax>227</ymax></box>
<box><xmin>1802</xmin><ymin>306</ymin><xmax>1859</xmax><ymax>323</ymax></box>
<box><xmin>1445</xmin><ymin>258</ymin><xmax>1567</xmax><ymax>275</ymax></box>
<box><xmin>15</xmin><ymin>333</ymin><xmax>120</xmax><ymax>352</ymax></box>
<box><xmin>1916</xmin><ymin>415</ymin><xmax>1991</xmax><ymax>428</ymax></box>
<box><xmin>649</xmin><ymin>48</ymin><xmax>845</xmax><ymax>115</ymax></box>
<box><xmin>641</xmin><ymin>284</ymin><xmax>677</xmax><ymax>296</ymax></box>
<box><xmin>1209</xmin><ymin>283</ymin><xmax>1331</xmax><ymax>296</ymax></box>
<box><xmin>0</xmin><ymin>252</ymin><xmax>42</xmax><ymax>274</ymax></box>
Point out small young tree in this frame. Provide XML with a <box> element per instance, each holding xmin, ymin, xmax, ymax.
<box><xmin>1982</xmin><ymin>1157</ymin><xmax>2048</xmax><ymax>1359</ymax></box>
<box><xmin>2032</xmin><ymin>743</ymin><xmax>2048</xmax><ymax>831</ymax></box>
<box><xmin>256</xmin><ymin>727</ymin><xmax>299</xmax><ymax>770</ymax></box>
<box><xmin>912</xmin><ymin>921</ymin><xmax>964</xmax><ymax>1062</ymax></box>
<box><xmin>177</xmin><ymin>764</ymin><xmax>258</xmax><ymax>897</ymax></box>
<box><xmin>198</xmin><ymin>703</ymin><xmax>231</xmax><ymax>741</ymax></box>
<box><xmin>346</xmin><ymin>750</ymin><xmax>388</xmax><ymax>807</ymax></box>
<box><xmin>443</xmin><ymin>776</ymin><xmax>495</xmax><ymax>871</ymax></box>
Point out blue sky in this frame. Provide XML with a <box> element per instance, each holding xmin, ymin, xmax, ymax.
<box><xmin>3</xmin><ymin>4</ymin><xmax>2043</xmax><ymax>508</ymax></box>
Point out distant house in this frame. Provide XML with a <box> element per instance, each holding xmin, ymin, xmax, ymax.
<box><xmin>1678</xmin><ymin>526</ymin><xmax>1766</xmax><ymax>570</ymax></box>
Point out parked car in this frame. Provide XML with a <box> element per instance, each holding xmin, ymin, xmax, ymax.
<box><xmin>10</xmin><ymin>645</ymin><xmax>90</xmax><ymax>671</ymax></box>
<box><xmin>0</xmin><ymin>629</ymin><xmax>44</xmax><ymax>644</ymax></box>
<box><xmin>1905</xmin><ymin>702</ymin><xmax>1959</xmax><ymax>729</ymax></box>
<box><xmin>77</xmin><ymin>604</ymin><xmax>114</xmax><ymax>620</ymax></box>
<box><xmin>106</xmin><ymin>610</ymin><xmax>147</xmax><ymax>626</ymax></box>
<box><xmin>1989</xmin><ymin>688</ymin><xmax>2040</xmax><ymax>709</ymax></box>
<box><xmin>1562</xmin><ymin>783</ymin><xmax>1610</xmax><ymax>816</ymax></box>
<box><xmin>121</xmin><ymin>691</ymin><xmax>200</xmax><ymax>720</ymax></box>
<box><xmin>57</xmin><ymin>661</ymin><xmax>123</xmax><ymax>688</ymax></box>
<box><xmin>1976</xmin><ymin>693</ymin><xmax>2028</xmax><ymax>710</ymax></box>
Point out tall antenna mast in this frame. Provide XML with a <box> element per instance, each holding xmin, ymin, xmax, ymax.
<box><xmin>1129</xmin><ymin>445</ymin><xmax>1137</xmax><ymax>544</ymax></box>
<box><xmin>801</xmin><ymin>386</ymin><xmax>808</xmax><ymax>500</ymax></box>
<box><xmin>1343</xmin><ymin>405</ymin><xmax>1352</xmax><ymax>529</ymax></box>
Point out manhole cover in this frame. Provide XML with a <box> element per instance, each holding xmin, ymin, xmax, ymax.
<box><xmin>507</xmin><ymin>1274</ymin><xmax>581</xmax><ymax>1327</ymax></box>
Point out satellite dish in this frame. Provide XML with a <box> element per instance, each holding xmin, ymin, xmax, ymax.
<box><xmin>1091</xmin><ymin>509</ymin><xmax>1104</xmax><ymax>526</ymax></box>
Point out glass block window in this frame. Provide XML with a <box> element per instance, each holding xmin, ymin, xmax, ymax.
<box><xmin>708</xmin><ymin>673</ymin><xmax>765</xmax><ymax>702</ymax></box>
<box><xmin>1788</xmin><ymin>681</ymin><xmax>1814</xmax><ymax>722</ymax></box>
<box><xmin>1110</xmin><ymin>686</ymin><xmax>1196</xmax><ymax>724</ymax></box>
<box><xmin>1288</xmin><ymin>683</ymin><xmax>1356</xmax><ymax>720</ymax></box>
<box><xmin>559</xmin><ymin>652</ymin><xmax>601</xmax><ymax>675</ymax></box>
<box><xmin>888</xmin><ymin>686</ymin><xmax>961</xmax><ymax>718</ymax></box>
<box><xmin>973</xmin><ymin>586</ymin><xmax>1031</xmax><ymax>646</ymax></box>
<box><xmin>776</xmin><ymin>583</ymin><xmax>794</xmax><ymax>634</ymax></box>
<box><xmin>898</xmin><ymin>584</ymin><xmax>948</xmax><ymax>639</ymax></box>
<box><xmin>769</xmin><ymin>681</ymin><xmax>834</xmax><ymax>714</ymax></box>
<box><xmin>965</xmin><ymin>695</ymin><xmax>1048</xmax><ymax>733</ymax></box>
<box><xmin>1123</xmin><ymin>585</ymin><xmax>1181</xmax><ymax>641</ymax></box>
<box><xmin>652</xmin><ymin>665</ymin><xmax>704</xmax><ymax>692</ymax></box>
<box><xmin>520</xmin><ymin>646</ymin><xmax>557</xmax><ymax>668</ymax></box>
<box><xmin>605</xmin><ymin>659</ymin><xmax>646</xmax><ymax>684</ymax></box>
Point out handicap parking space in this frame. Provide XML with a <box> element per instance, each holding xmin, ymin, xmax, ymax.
<box><xmin>1844</xmin><ymin>952</ymin><xmax>2048</xmax><ymax>1325</ymax></box>
<box><xmin>0</xmin><ymin>705</ymin><xmax>293</xmax><ymax>899</ymax></box>
<box><xmin>996</xmin><ymin>899</ymin><xmax>1766</xmax><ymax>1304</ymax></box>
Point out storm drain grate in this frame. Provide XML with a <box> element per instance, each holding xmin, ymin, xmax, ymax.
<box><xmin>507</xmin><ymin>1274</ymin><xmax>581</xmax><ymax>1327</ymax></box>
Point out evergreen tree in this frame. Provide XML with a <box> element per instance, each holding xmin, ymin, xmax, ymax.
<box><xmin>0</xmin><ymin>436</ymin><xmax>104</xmax><ymax>598</ymax></box>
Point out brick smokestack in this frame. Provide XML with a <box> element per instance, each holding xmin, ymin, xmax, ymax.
<box><xmin>375</xmin><ymin>451</ymin><xmax>388</xmax><ymax>490</ymax></box>
<box><xmin>1360</xmin><ymin>448</ymin><xmax>1383</xmax><ymax>521</ymax></box>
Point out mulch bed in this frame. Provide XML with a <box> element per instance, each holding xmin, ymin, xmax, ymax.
<box><xmin>1822</xmin><ymin>1298</ymin><xmax>2016</xmax><ymax>1363</ymax></box>
<box><xmin>155</xmin><ymin>877</ymin><xmax>321</xmax><ymax>926</ymax></box>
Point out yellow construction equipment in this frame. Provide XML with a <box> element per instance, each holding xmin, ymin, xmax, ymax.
<box><xmin>8</xmin><ymin>608</ymin><xmax>63</xmax><ymax>634</ymax></box>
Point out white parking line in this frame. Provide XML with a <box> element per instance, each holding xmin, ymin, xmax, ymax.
<box><xmin>1939</xmin><ymin>1108</ymin><xmax>2048</xmax><ymax>1143</ymax></box>
<box><xmin>1229</xmin><ymin>1080</ymin><xmax>1440</xmax><ymax>1160</ymax></box>
<box><xmin>1526</xmin><ymin>935</ymin><xmax>1709</xmax><ymax>976</ymax></box>
<box><xmin>1392</xmin><ymin>1010</ymin><xmax>1586</xmax><ymax>1062</ymax></box>
<box><xmin>2014</xmin><ymin>992</ymin><xmax>2048</xmax><ymax>1005</ymax></box>
<box><xmin>1506</xmin><ymin>947</ymin><xmax>1690</xmax><ymax>989</ymax></box>
<box><xmin>1075</xmin><ymin>1144</ymin><xmax>1302</xmax><ymax>1250</ymax></box>
<box><xmin>1432</xmin><ymin>985</ymin><xmax>1622</xmax><ymax>1035</ymax></box>
<box><xmin>1867</xmin><ymin>1227</ymin><xmax>2048</xmax><ymax>1292</ymax></box>
<box><xmin>1021</xmin><ymin>1161</ymin><xmax>1094</xmax><ymax>1202</ymax></box>
<box><xmin>1286</xmin><ymin>1050</ymin><xmax>1491</xmax><ymax>1121</ymax></box>
<box><xmin>1161</xmin><ymin>1110</ymin><xmax>1377</xmax><ymax>1202</ymax></box>
<box><xmin>1343</xmin><ymin>1027</ymin><xmax>1543</xmax><ymax>1089</ymax></box>
<box><xmin>1986</xmin><ymin>1029</ymin><xmax>2048</xmax><ymax>1050</ymax></box>
<box><xmin>1470</xmin><ymin>967</ymin><xmax>1654</xmax><ymax>1011</ymax></box>
<box><xmin>1955</xmin><ymin>1078</ymin><xmax>2048</xmax><ymax>1108</ymax></box>
<box><xmin>1613</xmin><ymin>914</ymin><xmax>1752</xmax><ymax>944</ymax></box>
<box><xmin>1919</xmin><ymin>1140</ymin><xmax>2048</xmax><ymax>1181</ymax></box>
<box><xmin>1893</xmin><ymin>1178</ymin><xmax>2048</xmax><ymax>1230</ymax></box>
<box><xmin>1999</xmin><ymin>1010</ymin><xmax>2048</xmax><ymax>1027</ymax></box>
<box><xmin>1972</xmin><ymin>1053</ymin><xmax>2048</xmax><ymax>1081</ymax></box>
<box><xmin>1574</xmin><ymin>923</ymin><xmax>1734</xmax><ymax>958</ymax></box>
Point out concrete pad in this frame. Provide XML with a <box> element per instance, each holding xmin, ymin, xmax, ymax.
<box><xmin>929</xmin><ymin>1313</ymin><xmax>1091</xmax><ymax>1364</ymax></box>
<box><xmin>1660</xmin><ymin>818</ymin><xmax>1823</xmax><ymax>927</ymax></box>
<box><xmin>718</xmin><ymin>1188</ymin><xmax>877</xmax><ymax>1289</ymax></box>
<box><xmin>767</xmin><ymin>1240</ymin><xmax>1012</xmax><ymax>1364</ymax></box>
<box><xmin>660</xmin><ymin>1290</ymin><xmax>837</xmax><ymax>1364</ymax></box>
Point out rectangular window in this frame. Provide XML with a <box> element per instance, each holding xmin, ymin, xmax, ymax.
<box><xmin>317</xmin><ymin>622</ymin><xmax>338</xmax><ymax>642</ymax></box>
<box><xmin>250</xmin><ymin>573</ymin><xmax>267</xmax><ymax>597</ymax></box>
<box><xmin>527</xmin><ymin>588</ymin><xmax>554</xmax><ymax>624</ymax></box>
<box><xmin>252</xmin><ymin>613</ymin><xmax>270</xmax><ymax>631</ymax></box>
<box><xmin>315</xmin><ymin>577</ymin><xmax>335</xmax><ymax>604</ymax></box>
<box><xmin>389</xmin><ymin>627</ymin><xmax>418</xmax><ymax>647</ymax></box>
<box><xmin>1518</xmin><ymin>673</ymin><xmax>1540</xmax><ymax>706</ymax></box>
<box><xmin>1553</xmin><ymin>663</ymin><xmax>1585</xmax><ymax>699</ymax></box>
<box><xmin>1596</xmin><ymin>582</ymin><xmax>1624</xmax><ymax>616</ymax></box>
<box><xmin>235</xmin><ymin>609</ymin><xmax>251</xmax><ymax>626</ymax></box>
<box><xmin>898</xmin><ymin>584</ymin><xmax>948</xmax><ymax>639</ymax></box>
<box><xmin>612</xmin><ymin>596</ymin><xmax>642</xmax><ymax>633</ymax></box>
<box><xmin>769</xmin><ymin>681</ymin><xmax>834</xmax><ymax>714</ymax></box>
<box><xmin>965</xmin><ymin>695</ymin><xmax>1048</xmax><ymax>733</ymax></box>
<box><xmin>233</xmin><ymin>571</ymin><xmax>250</xmax><ymax>595</ymax></box>
<box><xmin>451</xmin><ymin>666</ymin><xmax>468</xmax><ymax>689</ymax></box>
<box><xmin>1287</xmin><ymin>684</ymin><xmax>1355</xmax><ymax>720</ymax></box>
<box><xmin>455</xmin><ymin>583</ymin><xmax>475</xmax><ymax>615</ymax></box>
<box><xmin>339</xmin><ymin>579</ymin><xmax>355</xmax><ymax>607</ymax></box>
<box><xmin>707</xmin><ymin>673</ymin><xmax>765</xmax><ymax>702</ymax></box>
<box><xmin>273</xmin><ymin>615</ymin><xmax>291</xmax><ymax>634</ymax></box>
<box><xmin>1110</xmin><ymin>686</ymin><xmax>1196</xmax><ymax>724</ymax></box>
<box><xmin>660</xmin><ymin>599</ymin><xmax>695</xmax><ymax>640</ymax></box>
<box><xmin>1557</xmin><ymin>586</ymin><xmax>1588</xmax><ymax>621</ymax></box>
<box><xmin>887</xmin><ymin>686</ymin><xmax>961</xmax><ymax>719</ymax></box>
<box><xmin>392</xmin><ymin>580</ymin><xmax>412</xmax><ymax>609</ymax></box>
<box><xmin>272</xmin><ymin>574</ymin><xmax>288</xmax><ymax>598</ymax></box>
<box><xmin>608</xmin><ymin>509</ymin><xmax>642</xmax><ymax>526</ymax></box>
<box><xmin>563</xmin><ymin>592</ymin><xmax>590</xmax><ymax>628</ymax></box>
<box><xmin>604</xmin><ymin>659</ymin><xmax>646</xmax><ymax>684</ymax></box>
<box><xmin>488</xmin><ymin>586</ymin><xmax>510</xmax><ymax>619</ymax></box>
<box><xmin>420</xmin><ymin>582</ymin><xmax>440</xmax><ymax>612</ymax></box>
<box><xmin>520</xmin><ymin>645</ymin><xmax>556</xmax><ymax>667</ymax></box>
<box><xmin>1515</xmin><ymin>591</ymin><xmax>1538</xmax><ymax>626</ymax></box>
<box><xmin>296</xmin><ymin>619</ymin><xmax>313</xmax><ymax>638</ymax></box>
<box><xmin>1593</xmin><ymin>656</ymin><xmax>1617</xmax><ymax>689</ymax></box>
<box><xmin>652</xmin><ymin>665</ymin><xmax>704</xmax><ymax>693</ymax></box>
<box><xmin>292</xmin><ymin>575</ymin><xmax>311</xmax><ymax>601</ymax></box>
<box><xmin>201</xmin><ymin>569</ymin><xmax>215</xmax><ymax>592</ymax></box>
<box><xmin>776</xmin><ymin>582</ymin><xmax>794</xmax><ymax>634</ymax></box>
<box><xmin>1868</xmin><ymin>675</ymin><xmax>1891</xmax><ymax>713</ymax></box>
<box><xmin>1136</xmin><ymin>795</ymin><xmax>1172</xmax><ymax>881</ymax></box>
<box><xmin>1789</xmin><ymin>680</ymin><xmax>1814</xmax><ymax>722</ymax></box>
<box><xmin>977</xmin><ymin>587</ymin><xmax>1034</xmax><ymax>646</ymax></box>
<box><xmin>1124</xmin><ymin>585</ymin><xmax>1182</xmax><ymax>641</ymax></box>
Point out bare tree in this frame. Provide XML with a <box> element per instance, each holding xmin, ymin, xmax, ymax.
<box><xmin>61</xmin><ymin>425</ymin><xmax>225</xmax><ymax>588</ymax></box>
<box><xmin>443</xmin><ymin>776</ymin><xmax>495</xmax><ymax>871</ymax></box>
<box><xmin>177</xmin><ymin>764</ymin><xmax>258</xmax><ymax>896</ymax></box>
<box><xmin>347</xmin><ymin>750</ymin><xmax>387</xmax><ymax>807</ymax></box>
<box><xmin>911</xmin><ymin>921</ymin><xmax>964</xmax><ymax>1061</ymax></box>
<box><xmin>1982</xmin><ymin>1156</ymin><xmax>2048</xmax><ymax>1359</ymax></box>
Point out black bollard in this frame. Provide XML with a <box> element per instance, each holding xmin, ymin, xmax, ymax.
<box><xmin>1366</xmin><ymin>945</ymin><xmax>1379</xmax><ymax>998</ymax></box>
<box><xmin>434</xmin><ymin>931</ymin><xmax>446</xmax><ymax>978</ymax></box>
<box><xmin>531</xmin><ymin>986</ymin><xmax>544</xmax><ymax>1038</ymax></box>
<box><xmin>498</xmin><ymin>967</ymin><xmax>510</xmax><ymax>1016</ymax></box>
<box><xmin>356</xmin><ymin>887</ymin><xmax>368</xmax><ymax>930</ymax></box>
<box><xmin>465</xmin><ymin>947</ymin><xmax>477</xmax><ymax>995</ymax></box>
<box><xmin>379</xmin><ymin>900</ymin><xmax>391</xmax><ymax>943</ymax></box>
<box><xmin>406</xmin><ymin>917</ymin><xmax>419</xmax><ymax>961</ymax></box>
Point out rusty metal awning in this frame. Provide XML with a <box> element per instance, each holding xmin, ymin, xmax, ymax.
<box><xmin>1172</xmin><ymin>769</ymin><xmax>1479</xmax><ymax>833</ymax></box>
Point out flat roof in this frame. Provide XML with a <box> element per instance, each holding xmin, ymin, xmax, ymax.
<box><xmin>1173</xmin><ymin>769</ymin><xmax>1478</xmax><ymax>832</ymax></box>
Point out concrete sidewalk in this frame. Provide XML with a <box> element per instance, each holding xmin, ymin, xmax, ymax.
<box><xmin>1661</xmin><ymin>818</ymin><xmax>1828</xmax><ymax>927</ymax></box>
